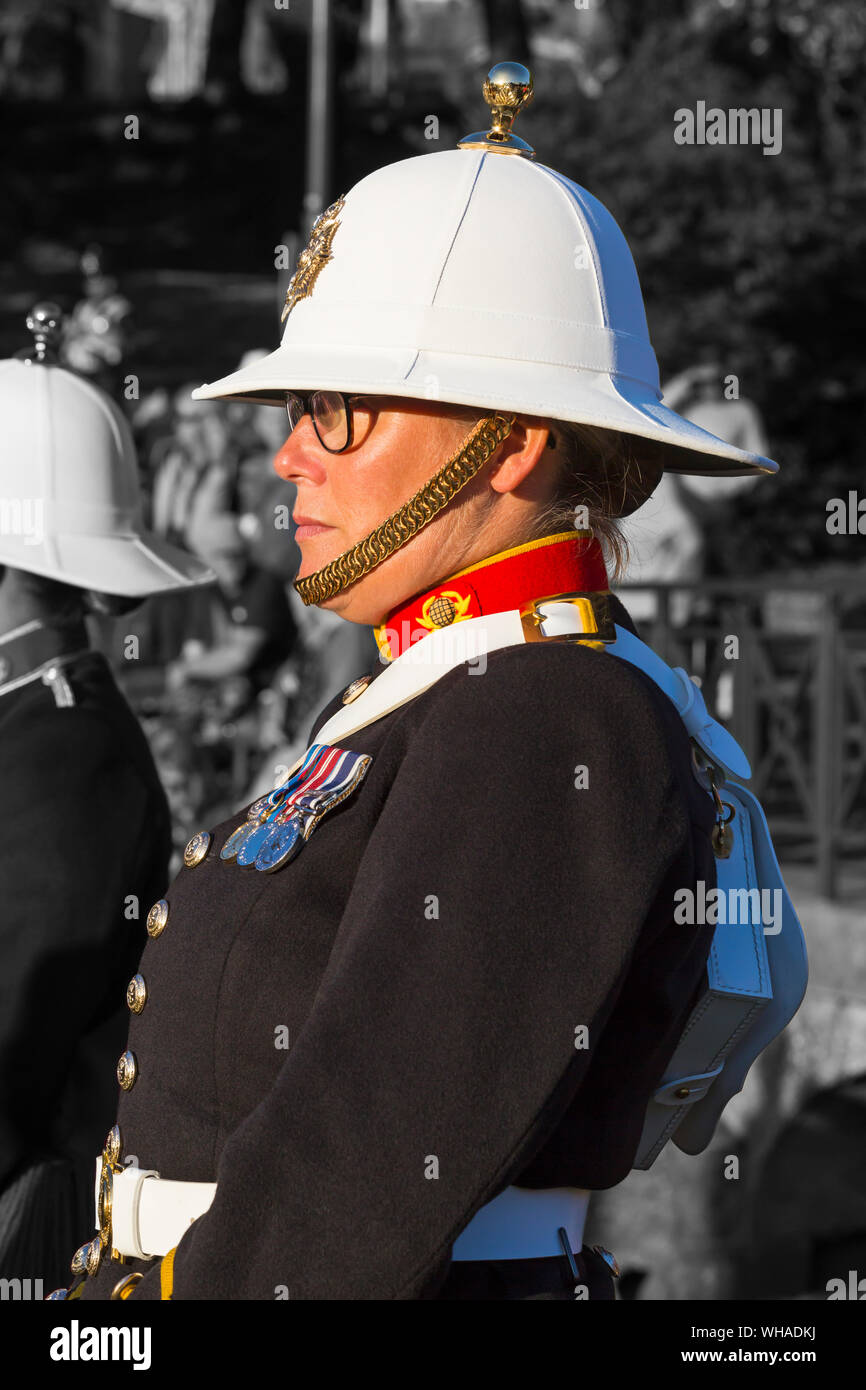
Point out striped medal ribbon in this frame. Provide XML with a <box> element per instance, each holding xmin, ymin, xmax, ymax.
<box><xmin>255</xmin><ymin>745</ymin><xmax>373</xmax><ymax>874</ymax></box>
<box><xmin>220</xmin><ymin>743</ymin><xmax>323</xmax><ymax>863</ymax></box>
<box><xmin>235</xmin><ymin>745</ymin><xmax>347</xmax><ymax>866</ymax></box>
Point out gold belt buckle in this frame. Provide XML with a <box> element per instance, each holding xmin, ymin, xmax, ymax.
<box><xmin>519</xmin><ymin>590</ymin><xmax>616</xmax><ymax>648</ymax></box>
<box><xmin>71</xmin><ymin>1125</ymin><xmax>123</xmax><ymax>1280</ymax></box>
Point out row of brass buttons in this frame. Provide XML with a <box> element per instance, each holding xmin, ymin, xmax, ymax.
<box><xmin>116</xmin><ymin>897</ymin><xmax>168</xmax><ymax>1089</ymax></box>
<box><xmin>114</xmin><ymin>831</ymin><xmax>212</xmax><ymax>1094</ymax></box>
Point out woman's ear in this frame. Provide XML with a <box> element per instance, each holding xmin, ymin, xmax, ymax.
<box><xmin>488</xmin><ymin>418</ymin><xmax>555</xmax><ymax>495</ymax></box>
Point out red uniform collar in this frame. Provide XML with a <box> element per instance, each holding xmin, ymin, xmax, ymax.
<box><xmin>374</xmin><ymin>530</ymin><xmax>608</xmax><ymax>661</ymax></box>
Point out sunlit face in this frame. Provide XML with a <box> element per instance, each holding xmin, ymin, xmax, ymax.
<box><xmin>272</xmin><ymin>395</ymin><xmax>558</xmax><ymax>626</ymax></box>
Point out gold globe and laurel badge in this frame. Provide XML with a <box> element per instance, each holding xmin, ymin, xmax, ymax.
<box><xmin>417</xmin><ymin>589</ymin><xmax>474</xmax><ymax>631</ymax></box>
<box><xmin>294</xmin><ymin>412</ymin><xmax>515</xmax><ymax>606</ymax></box>
<box><xmin>281</xmin><ymin>195</ymin><xmax>347</xmax><ymax>323</ymax></box>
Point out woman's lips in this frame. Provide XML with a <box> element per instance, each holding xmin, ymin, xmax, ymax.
<box><xmin>294</xmin><ymin>524</ymin><xmax>333</xmax><ymax>540</ymax></box>
<box><xmin>293</xmin><ymin>515</ymin><xmax>334</xmax><ymax>541</ymax></box>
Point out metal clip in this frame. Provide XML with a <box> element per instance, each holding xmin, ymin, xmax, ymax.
<box><xmin>591</xmin><ymin>1244</ymin><xmax>621</xmax><ymax>1278</ymax></box>
<box><xmin>41</xmin><ymin>664</ymin><xmax>76</xmax><ymax>708</ymax></box>
<box><xmin>707</xmin><ymin>765</ymin><xmax>736</xmax><ymax>859</ymax></box>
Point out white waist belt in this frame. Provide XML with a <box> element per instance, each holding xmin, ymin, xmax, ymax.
<box><xmin>95</xmin><ymin>1160</ymin><xmax>216</xmax><ymax>1262</ymax></box>
<box><xmin>96</xmin><ymin>1162</ymin><xmax>590</xmax><ymax>1263</ymax></box>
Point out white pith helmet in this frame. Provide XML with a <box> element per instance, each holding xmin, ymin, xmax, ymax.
<box><xmin>192</xmin><ymin>62</ymin><xmax>777</xmax><ymax>479</ymax></box>
<box><xmin>0</xmin><ymin>304</ymin><xmax>215</xmax><ymax>596</ymax></box>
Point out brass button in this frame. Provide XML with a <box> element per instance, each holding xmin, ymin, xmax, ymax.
<box><xmin>126</xmin><ymin>974</ymin><xmax>147</xmax><ymax>1013</ymax></box>
<box><xmin>71</xmin><ymin>1237</ymin><xmax>102</xmax><ymax>1278</ymax></box>
<box><xmin>146</xmin><ymin>899</ymin><xmax>169</xmax><ymax>938</ymax></box>
<box><xmin>342</xmin><ymin>676</ymin><xmax>370</xmax><ymax>704</ymax></box>
<box><xmin>674</xmin><ymin>1086</ymin><xmax>691</xmax><ymax>1099</ymax></box>
<box><xmin>104</xmin><ymin>1124</ymin><xmax>122</xmax><ymax>1164</ymax></box>
<box><xmin>116</xmin><ymin>1050</ymin><xmax>137</xmax><ymax>1091</ymax></box>
<box><xmin>184</xmin><ymin>830</ymin><xmax>212</xmax><ymax>867</ymax></box>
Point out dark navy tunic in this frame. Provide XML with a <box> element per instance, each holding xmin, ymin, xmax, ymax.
<box><xmin>0</xmin><ymin>627</ymin><xmax>171</xmax><ymax>1288</ymax></box>
<box><xmin>77</xmin><ymin>594</ymin><xmax>716</xmax><ymax>1300</ymax></box>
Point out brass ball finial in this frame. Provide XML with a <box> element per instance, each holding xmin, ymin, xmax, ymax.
<box><xmin>18</xmin><ymin>301</ymin><xmax>63</xmax><ymax>364</ymax></box>
<box><xmin>458</xmin><ymin>61</ymin><xmax>535</xmax><ymax>158</ymax></box>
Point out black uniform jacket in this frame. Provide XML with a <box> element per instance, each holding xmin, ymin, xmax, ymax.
<box><xmin>0</xmin><ymin>632</ymin><xmax>172</xmax><ymax>1208</ymax></box>
<box><xmin>80</xmin><ymin>594</ymin><xmax>717</xmax><ymax>1300</ymax></box>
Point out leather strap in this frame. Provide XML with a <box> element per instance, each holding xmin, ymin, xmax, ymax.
<box><xmin>97</xmin><ymin>1158</ymin><xmax>589</xmax><ymax>1264</ymax></box>
<box><xmin>294</xmin><ymin>610</ymin><xmax>750</xmax><ymax>780</ymax></box>
<box><xmin>450</xmin><ymin>1185</ymin><xmax>591</xmax><ymax>1262</ymax></box>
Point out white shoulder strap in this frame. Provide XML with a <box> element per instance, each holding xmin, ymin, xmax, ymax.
<box><xmin>296</xmin><ymin>606</ymin><xmax>749</xmax><ymax>779</ymax></box>
<box><xmin>296</xmin><ymin>603</ymin><xmax>807</xmax><ymax>1166</ymax></box>
<box><xmin>296</xmin><ymin>610</ymin><xmax>525</xmax><ymax>760</ymax></box>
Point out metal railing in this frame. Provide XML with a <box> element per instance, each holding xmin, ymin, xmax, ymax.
<box><xmin>614</xmin><ymin>575</ymin><xmax>866</xmax><ymax>900</ymax></box>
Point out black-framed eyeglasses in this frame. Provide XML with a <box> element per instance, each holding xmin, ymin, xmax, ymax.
<box><xmin>284</xmin><ymin>390</ymin><xmax>366</xmax><ymax>454</ymax></box>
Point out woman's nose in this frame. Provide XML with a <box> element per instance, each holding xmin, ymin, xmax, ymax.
<box><xmin>273</xmin><ymin>422</ymin><xmax>328</xmax><ymax>483</ymax></box>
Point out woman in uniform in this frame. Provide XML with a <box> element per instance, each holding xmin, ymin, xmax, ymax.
<box><xmin>63</xmin><ymin>65</ymin><xmax>779</xmax><ymax>1302</ymax></box>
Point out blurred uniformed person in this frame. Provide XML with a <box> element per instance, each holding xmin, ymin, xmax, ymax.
<box><xmin>0</xmin><ymin>306</ymin><xmax>212</xmax><ymax>1291</ymax></box>
<box><xmin>62</xmin><ymin>67</ymin><xmax>782</xmax><ymax>1302</ymax></box>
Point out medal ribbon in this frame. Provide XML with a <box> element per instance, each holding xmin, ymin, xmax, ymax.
<box><xmin>276</xmin><ymin>744</ymin><xmax>345</xmax><ymax>819</ymax></box>
<box><xmin>291</xmin><ymin>747</ymin><xmax>373</xmax><ymax>836</ymax></box>
<box><xmin>224</xmin><ymin>744</ymin><xmax>345</xmax><ymax>863</ymax></box>
<box><xmin>227</xmin><ymin>744</ymin><xmax>372</xmax><ymax>868</ymax></box>
<box><xmin>252</xmin><ymin>745</ymin><xmax>373</xmax><ymax>874</ymax></box>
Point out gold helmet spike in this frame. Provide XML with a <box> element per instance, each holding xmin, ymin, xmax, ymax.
<box><xmin>458</xmin><ymin>61</ymin><xmax>535</xmax><ymax>158</ymax></box>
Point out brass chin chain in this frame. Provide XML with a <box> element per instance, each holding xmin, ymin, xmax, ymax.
<box><xmin>293</xmin><ymin>411</ymin><xmax>516</xmax><ymax>606</ymax></box>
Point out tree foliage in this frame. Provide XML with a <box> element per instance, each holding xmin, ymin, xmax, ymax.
<box><xmin>459</xmin><ymin>0</ymin><xmax>866</xmax><ymax>572</ymax></box>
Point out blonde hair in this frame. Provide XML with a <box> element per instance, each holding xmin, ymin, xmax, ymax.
<box><xmin>525</xmin><ymin>421</ymin><xmax>665</xmax><ymax>582</ymax></box>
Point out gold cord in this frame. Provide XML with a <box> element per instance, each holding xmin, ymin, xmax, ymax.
<box><xmin>293</xmin><ymin>412</ymin><xmax>516</xmax><ymax>605</ymax></box>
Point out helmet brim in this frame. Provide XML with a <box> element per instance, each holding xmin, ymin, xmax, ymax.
<box><xmin>191</xmin><ymin>342</ymin><xmax>778</xmax><ymax>479</ymax></box>
<box><xmin>0</xmin><ymin>529</ymin><xmax>216</xmax><ymax>598</ymax></box>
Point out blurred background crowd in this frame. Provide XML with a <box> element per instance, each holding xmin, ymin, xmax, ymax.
<box><xmin>1</xmin><ymin>0</ymin><xmax>865</xmax><ymax>1302</ymax></box>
